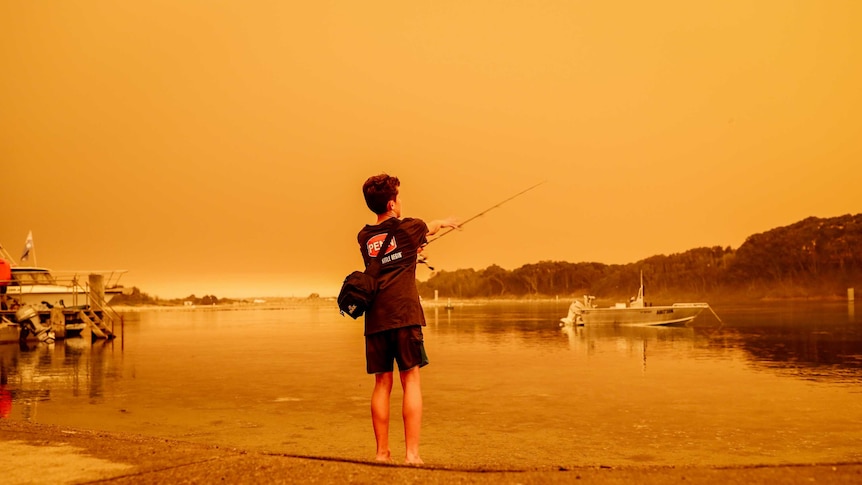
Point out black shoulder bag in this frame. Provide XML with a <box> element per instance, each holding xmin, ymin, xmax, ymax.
<box><xmin>337</xmin><ymin>222</ymin><xmax>400</xmax><ymax>319</ymax></box>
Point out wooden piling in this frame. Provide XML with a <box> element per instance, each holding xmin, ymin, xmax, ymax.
<box><xmin>88</xmin><ymin>274</ymin><xmax>104</xmax><ymax>311</ymax></box>
<box><xmin>50</xmin><ymin>307</ymin><xmax>65</xmax><ymax>340</ymax></box>
<box><xmin>88</xmin><ymin>273</ymin><xmax>113</xmax><ymax>332</ymax></box>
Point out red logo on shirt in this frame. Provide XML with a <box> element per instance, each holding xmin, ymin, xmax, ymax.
<box><xmin>367</xmin><ymin>233</ymin><xmax>397</xmax><ymax>257</ymax></box>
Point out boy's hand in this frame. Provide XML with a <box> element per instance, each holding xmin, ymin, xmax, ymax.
<box><xmin>439</xmin><ymin>217</ymin><xmax>460</xmax><ymax>230</ymax></box>
<box><xmin>427</xmin><ymin>217</ymin><xmax>460</xmax><ymax>236</ymax></box>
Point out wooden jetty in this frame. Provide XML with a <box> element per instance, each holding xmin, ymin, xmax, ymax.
<box><xmin>1</xmin><ymin>274</ymin><xmax>119</xmax><ymax>344</ymax></box>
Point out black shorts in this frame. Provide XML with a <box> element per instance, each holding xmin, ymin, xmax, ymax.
<box><xmin>365</xmin><ymin>325</ymin><xmax>429</xmax><ymax>374</ymax></box>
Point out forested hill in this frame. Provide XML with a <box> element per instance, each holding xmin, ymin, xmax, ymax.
<box><xmin>417</xmin><ymin>214</ymin><xmax>862</xmax><ymax>302</ymax></box>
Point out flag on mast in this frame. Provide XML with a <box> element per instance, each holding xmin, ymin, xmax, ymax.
<box><xmin>21</xmin><ymin>231</ymin><xmax>34</xmax><ymax>261</ymax></box>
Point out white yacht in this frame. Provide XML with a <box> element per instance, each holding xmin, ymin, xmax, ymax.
<box><xmin>4</xmin><ymin>266</ymin><xmax>127</xmax><ymax>310</ymax></box>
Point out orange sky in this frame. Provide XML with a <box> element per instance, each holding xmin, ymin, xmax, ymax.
<box><xmin>1</xmin><ymin>1</ymin><xmax>860</xmax><ymax>298</ymax></box>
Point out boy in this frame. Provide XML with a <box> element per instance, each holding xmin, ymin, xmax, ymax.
<box><xmin>358</xmin><ymin>173</ymin><xmax>457</xmax><ymax>464</ymax></box>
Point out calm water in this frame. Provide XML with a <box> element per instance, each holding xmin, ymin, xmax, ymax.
<box><xmin>1</xmin><ymin>301</ymin><xmax>861</xmax><ymax>468</ymax></box>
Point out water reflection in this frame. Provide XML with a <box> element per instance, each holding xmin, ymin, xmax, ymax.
<box><xmin>560</xmin><ymin>323</ymin><xmax>697</xmax><ymax>374</ymax></box>
<box><xmin>431</xmin><ymin>301</ymin><xmax>862</xmax><ymax>385</ymax></box>
<box><xmin>690</xmin><ymin>303</ymin><xmax>862</xmax><ymax>384</ymax></box>
<box><xmin>0</xmin><ymin>303</ymin><xmax>860</xmax><ymax>468</ymax></box>
<box><xmin>1</xmin><ymin>337</ymin><xmax>119</xmax><ymax>419</ymax></box>
<box><xmin>428</xmin><ymin>303</ymin><xmax>862</xmax><ymax>466</ymax></box>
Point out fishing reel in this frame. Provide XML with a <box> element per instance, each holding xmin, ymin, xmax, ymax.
<box><xmin>417</xmin><ymin>254</ymin><xmax>435</xmax><ymax>271</ymax></box>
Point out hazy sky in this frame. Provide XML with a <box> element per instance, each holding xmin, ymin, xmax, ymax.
<box><xmin>2</xmin><ymin>1</ymin><xmax>860</xmax><ymax>298</ymax></box>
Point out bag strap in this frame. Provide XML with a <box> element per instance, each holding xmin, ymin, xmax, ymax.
<box><xmin>365</xmin><ymin>219</ymin><xmax>401</xmax><ymax>277</ymax></box>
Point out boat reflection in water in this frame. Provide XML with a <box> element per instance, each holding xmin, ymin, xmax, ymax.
<box><xmin>1</xmin><ymin>334</ymin><xmax>117</xmax><ymax>421</ymax></box>
<box><xmin>557</xmin><ymin>300</ymin><xmax>862</xmax><ymax>384</ymax></box>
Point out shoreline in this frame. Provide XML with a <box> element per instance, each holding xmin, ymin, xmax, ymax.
<box><xmin>110</xmin><ymin>294</ymin><xmax>858</xmax><ymax>312</ymax></box>
<box><xmin>2</xmin><ymin>420</ymin><xmax>861</xmax><ymax>484</ymax></box>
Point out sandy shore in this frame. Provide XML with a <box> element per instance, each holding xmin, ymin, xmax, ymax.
<box><xmin>2</xmin><ymin>420</ymin><xmax>860</xmax><ymax>484</ymax></box>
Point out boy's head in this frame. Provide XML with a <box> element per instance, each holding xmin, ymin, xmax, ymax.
<box><xmin>363</xmin><ymin>174</ymin><xmax>401</xmax><ymax>215</ymax></box>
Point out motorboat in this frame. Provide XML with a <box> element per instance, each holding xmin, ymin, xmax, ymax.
<box><xmin>3</xmin><ymin>266</ymin><xmax>127</xmax><ymax>310</ymax></box>
<box><xmin>1</xmin><ymin>242</ymin><xmax>127</xmax><ymax>343</ymax></box>
<box><xmin>560</xmin><ymin>273</ymin><xmax>709</xmax><ymax>326</ymax></box>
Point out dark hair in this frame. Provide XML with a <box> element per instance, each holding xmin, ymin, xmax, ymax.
<box><xmin>362</xmin><ymin>174</ymin><xmax>400</xmax><ymax>214</ymax></box>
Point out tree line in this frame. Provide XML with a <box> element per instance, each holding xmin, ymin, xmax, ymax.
<box><xmin>418</xmin><ymin>214</ymin><xmax>862</xmax><ymax>301</ymax></box>
<box><xmin>109</xmin><ymin>288</ymin><xmax>236</xmax><ymax>306</ymax></box>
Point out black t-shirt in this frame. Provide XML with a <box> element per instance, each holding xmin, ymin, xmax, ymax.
<box><xmin>357</xmin><ymin>217</ymin><xmax>428</xmax><ymax>335</ymax></box>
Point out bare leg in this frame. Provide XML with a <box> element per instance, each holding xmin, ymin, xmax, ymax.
<box><xmin>400</xmin><ymin>366</ymin><xmax>423</xmax><ymax>464</ymax></box>
<box><xmin>371</xmin><ymin>372</ymin><xmax>394</xmax><ymax>461</ymax></box>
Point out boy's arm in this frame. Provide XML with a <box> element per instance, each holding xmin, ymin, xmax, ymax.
<box><xmin>426</xmin><ymin>217</ymin><xmax>459</xmax><ymax>236</ymax></box>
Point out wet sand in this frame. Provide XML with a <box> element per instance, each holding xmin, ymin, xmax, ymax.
<box><xmin>2</xmin><ymin>420</ymin><xmax>860</xmax><ymax>484</ymax></box>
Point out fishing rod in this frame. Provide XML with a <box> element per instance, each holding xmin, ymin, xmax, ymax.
<box><xmin>418</xmin><ymin>180</ymin><xmax>546</xmax><ymax>270</ymax></box>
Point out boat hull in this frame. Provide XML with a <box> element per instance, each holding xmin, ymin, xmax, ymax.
<box><xmin>581</xmin><ymin>303</ymin><xmax>708</xmax><ymax>326</ymax></box>
<box><xmin>4</xmin><ymin>286</ymin><xmax>120</xmax><ymax>310</ymax></box>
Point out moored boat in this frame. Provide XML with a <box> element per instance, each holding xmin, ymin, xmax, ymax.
<box><xmin>1</xmin><ymin>240</ymin><xmax>127</xmax><ymax>343</ymax></box>
<box><xmin>3</xmin><ymin>266</ymin><xmax>127</xmax><ymax>310</ymax></box>
<box><xmin>561</xmin><ymin>273</ymin><xmax>709</xmax><ymax>326</ymax></box>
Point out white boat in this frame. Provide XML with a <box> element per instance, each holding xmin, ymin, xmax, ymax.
<box><xmin>3</xmin><ymin>266</ymin><xmax>127</xmax><ymax>310</ymax></box>
<box><xmin>0</xmin><ymin>266</ymin><xmax>127</xmax><ymax>344</ymax></box>
<box><xmin>1</xmin><ymin>241</ymin><xmax>127</xmax><ymax>343</ymax></box>
<box><xmin>561</xmin><ymin>273</ymin><xmax>708</xmax><ymax>326</ymax></box>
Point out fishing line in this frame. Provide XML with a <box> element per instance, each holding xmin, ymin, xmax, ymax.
<box><xmin>418</xmin><ymin>180</ymin><xmax>546</xmax><ymax>270</ymax></box>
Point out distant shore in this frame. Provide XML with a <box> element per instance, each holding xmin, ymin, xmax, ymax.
<box><xmin>110</xmin><ymin>298</ymin><xmax>337</xmax><ymax>312</ymax></box>
<box><xmin>110</xmin><ymin>293</ymin><xmax>858</xmax><ymax>314</ymax></box>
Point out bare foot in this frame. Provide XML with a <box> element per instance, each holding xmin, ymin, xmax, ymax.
<box><xmin>405</xmin><ymin>455</ymin><xmax>424</xmax><ymax>465</ymax></box>
<box><xmin>375</xmin><ymin>450</ymin><xmax>392</xmax><ymax>463</ymax></box>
